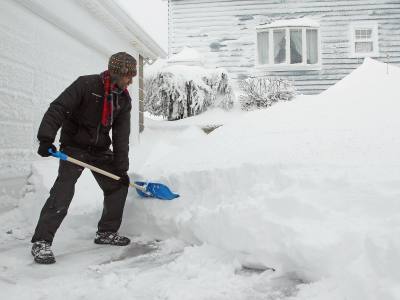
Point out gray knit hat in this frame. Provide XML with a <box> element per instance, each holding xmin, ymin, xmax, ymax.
<box><xmin>108</xmin><ymin>52</ymin><xmax>137</xmax><ymax>76</ymax></box>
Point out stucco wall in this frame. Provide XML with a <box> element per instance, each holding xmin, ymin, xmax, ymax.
<box><xmin>0</xmin><ymin>0</ymin><xmax>140</xmax><ymax>196</ymax></box>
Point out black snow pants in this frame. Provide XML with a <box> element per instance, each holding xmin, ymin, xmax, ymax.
<box><xmin>31</xmin><ymin>146</ymin><xmax>128</xmax><ymax>244</ymax></box>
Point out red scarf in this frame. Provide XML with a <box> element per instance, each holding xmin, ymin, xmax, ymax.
<box><xmin>101</xmin><ymin>71</ymin><xmax>130</xmax><ymax>126</ymax></box>
<box><xmin>101</xmin><ymin>71</ymin><xmax>115</xmax><ymax>126</ymax></box>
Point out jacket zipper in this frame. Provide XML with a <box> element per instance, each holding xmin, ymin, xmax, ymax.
<box><xmin>95</xmin><ymin>123</ymin><xmax>100</xmax><ymax>145</ymax></box>
<box><xmin>94</xmin><ymin>94</ymin><xmax>102</xmax><ymax>146</ymax></box>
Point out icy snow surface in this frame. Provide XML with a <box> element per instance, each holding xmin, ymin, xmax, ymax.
<box><xmin>1</xmin><ymin>58</ymin><xmax>400</xmax><ymax>299</ymax></box>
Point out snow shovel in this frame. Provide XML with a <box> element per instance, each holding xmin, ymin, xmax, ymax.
<box><xmin>48</xmin><ymin>149</ymin><xmax>179</xmax><ymax>200</ymax></box>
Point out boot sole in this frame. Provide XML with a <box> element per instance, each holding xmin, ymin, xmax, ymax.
<box><xmin>33</xmin><ymin>257</ymin><xmax>56</xmax><ymax>264</ymax></box>
<box><xmin>94</xmin><ymin>240</ymin><xmax>130</xmax><ymax>246</ymax></box>
<box><xmin>31</xmin><ymin>250</ymin><xmax>56</xmax><ymax>264</ymax></box>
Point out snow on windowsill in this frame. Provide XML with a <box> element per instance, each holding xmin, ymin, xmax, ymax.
<box><xmin>255</xmin><ymin>63</ymin><xmax>322</xmax><ymax>71</ymax></box>
<box><xmin>256</xmin><ymin>17</ymin><xmax>320</xmax><ymax>30</ymax></box>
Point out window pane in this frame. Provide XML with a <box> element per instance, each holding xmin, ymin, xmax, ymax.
<box><xmin>273</xmin><ymin>29</ymin><xmax>286</xmax><ymax>64</ymax></box>
<box><xmin>306</xmin><ymin>29</ymin><xmax>318</xmax><ymax>64</ymax></box>
<box><xmin>355</xmin><ymin>28</ymin><xmax>372</xmax><ymax>40</ymax></box>
<box><xmin>290</xmin><ymin>29</ymin><xmax>302</xmax><ymax>64</ymax></box>
<box><xmin>257</xmin><ymin>31</ymin><xmax>269</xmax><ymax>64</ymax></box>
<box><xmin>355</xmin><ymin>42</ymin><xmax>373</xmax><ymax>53</ymax></box>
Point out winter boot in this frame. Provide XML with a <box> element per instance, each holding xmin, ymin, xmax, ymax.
<box><xmin>31</xmin><ymin>241</ymin><xmax>56</xmax><ymax>264</ymax></box>
<box><xmin>94</xmin><ymin>231</ymin><xmax>130</xmax><ymax>246</ymax></box>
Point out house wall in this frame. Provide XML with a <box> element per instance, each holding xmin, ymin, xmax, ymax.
<box><xmin>0</xmin><ymin>0</ymin><xmax>140</xmax><ymax>197</ymax></box>
<box><xmin>168</xmin><ymin>0</ymin><xmax>400</xmax><ymax>94</ymax></box>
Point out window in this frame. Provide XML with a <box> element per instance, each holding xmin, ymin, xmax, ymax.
<box><xmin>306</xmin><ymin>29</ymin><xmax>318</xmax><ymax>64</ymax></box>
<box><xmin>257</xmin><ymin>31</ymin><xmax>269</xmax><ymax>65</ymax></box>
<box><xmin>274</xmin><ymin>29</ymin><xmax>286</xmax><ymax>64</ymax></box>
<box><xmin>256</xmin><ymin>22</ymin><xmax>320</xmax><ymax>70</ymax></box>
<box><xmin>290</xmin><ymin>29</ymin><xmax>302</xmax><ymax>64</ymax></box>
<box><xmin>350</xmin><ymin>22</ymin><xmax>379</xmax><ymax>57</ymax></box>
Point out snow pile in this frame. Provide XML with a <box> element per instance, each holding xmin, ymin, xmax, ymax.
<box><xmin>4</xmin><ymin>58</ymin><xmax>399</xmax><ymax>300</ymax></box>
<box><xmin>129</xmin><ymin>58</ymin><xmax>400</xmax><ymax>299</ymax></box>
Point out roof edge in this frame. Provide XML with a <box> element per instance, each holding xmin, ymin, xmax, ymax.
<box><xmin>98</xmin><ymin>0</ymin><xmax>167</xmax><ymax>59</ymax></box>
<box><xmin>14</xmin><ymin>0</ymin><xmax>167</xmax><ymax>60</ymax></box>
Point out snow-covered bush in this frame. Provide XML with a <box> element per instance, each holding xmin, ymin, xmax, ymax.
<box><xmin>239</xmin><ymin>77</ymin><xmax>296</xmax><ymax>111</ymax></box>
<box><xmin>144</xmin><ymin>67</ymin><xmax>234</xmax><ymax>120</ymax></box>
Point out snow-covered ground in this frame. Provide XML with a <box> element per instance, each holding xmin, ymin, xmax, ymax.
<box><xmin>1</xmin><ymin>58</ymin><xmax>399</xmax><ymax>299</ymax></box>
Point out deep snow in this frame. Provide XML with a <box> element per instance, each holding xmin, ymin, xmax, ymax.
<box><xmin>1</xmin><ymin>58</ymin><xmax>399</xmax><ymax>299</ymax></box>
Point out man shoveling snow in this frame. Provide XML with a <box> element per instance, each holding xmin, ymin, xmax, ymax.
<box><xmin>31</xmin><ymin>52</ymin><xmax>136</xmax><ymax>264</ymax></box>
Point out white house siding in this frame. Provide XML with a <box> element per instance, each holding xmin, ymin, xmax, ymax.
<box><xmin>0</xmin><ymin>0</ymin><xmax>141</xmax><ymax>197</ymax></box>
<box><xmin>168</xmin><ymin>0</ymin><xmax>400</xmax><ymax>94</ymax></box>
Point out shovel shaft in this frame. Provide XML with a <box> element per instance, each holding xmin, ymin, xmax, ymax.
<box><xmin>67</xmin><ymin>156</ymin><xmax>120</xmax><ymax>180</ymax></box>
<box><xmin>65</xmin><ymin>156</ymin><xmax>146</xmax><ymax>192</ymax></box>
<box><xmin>48</xmin><ymin>149</ymin><xmax>178</xmax><ymax>200</ymax></box>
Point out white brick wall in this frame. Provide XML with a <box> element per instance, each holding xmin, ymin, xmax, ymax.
<box><xmin>0</xmin><ymin>0</ymin><xmax>140</xmax><ymax>196</ymax></box>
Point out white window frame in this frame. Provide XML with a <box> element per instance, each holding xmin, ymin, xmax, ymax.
<box><xmin>255</xmin><ymin>26</ymin><xmax>321</xmax><ymax>71</ymax></box>
<box><xmin>349</xmin><ymin>21</ymin><xmax>379</xmax><ymax>58</ymax></box>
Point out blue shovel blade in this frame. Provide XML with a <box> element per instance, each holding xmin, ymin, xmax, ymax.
<box><xmin>134</xmin><ymin>181</ymin><xmax>179</xmax><ymax>201</ymax></box>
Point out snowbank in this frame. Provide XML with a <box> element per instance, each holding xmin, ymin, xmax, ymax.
<box><xmin>128</xmin><ymin>58</ymin><xmax>400</xmax><ymax>299</ymax></box>
<box><xmin>8</xmin><ymin>58</ymin><xmax>399</xmax><ymax>300</ymax></box>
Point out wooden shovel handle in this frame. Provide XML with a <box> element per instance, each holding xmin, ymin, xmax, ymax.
<box><xmin>66</xmin><ymin>156</ymin><xmax>145</xmax><ymax>191</ymax></box>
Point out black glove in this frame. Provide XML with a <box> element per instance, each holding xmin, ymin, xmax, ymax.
<box><xmin>38</xmin><ymin>142</ymin><xmax>57</xmax><ymax>157</ymax></box>
<box><xmin>117</xmin><ymin>172</ymin><xmax>130</xmax><ymax>187</ymax></box>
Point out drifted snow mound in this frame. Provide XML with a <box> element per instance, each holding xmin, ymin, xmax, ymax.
<box><xmin>127</xmin><ymin>58</ymin><xmax>400</xmax><ymax>300</ymax></box>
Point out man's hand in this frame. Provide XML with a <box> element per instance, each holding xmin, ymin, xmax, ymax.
<box><xmin>117</xmin><ymin>172</ymin><xmax>130</xmax><ymax>187</ymax></box>
<box><xmin>38</xmin><ymin>142</ymin><xmax>57</xmax><ymax>157</ymax></box>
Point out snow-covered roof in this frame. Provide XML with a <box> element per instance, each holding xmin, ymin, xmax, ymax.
<box><xmin>115</xmin><ymin>0</ymin><xmax>168</xmax><ymax>53</ymax></box>
<box><xmin>16</xmin><ymin>0</ymin><xmax>166</xmax><ymax>59</ymax></box>
<box><xmin>168</xmin><ymin>47</ymin><xmax>204</xmax><ymax>66</ymax></box>
<box><xmin>257</xmin><ymin>17</ymin><xmax>319</xmax><ymax>30</ymax></box>
<box><xmin>103</xmin><ymin>0</ymin><xmax>167</xmax><ymax>59</ymax></box>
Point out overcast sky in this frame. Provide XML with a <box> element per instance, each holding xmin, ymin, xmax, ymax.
<box><xmin>117</xmin><ymin>0</ymin><xmax>169</xmax><ymax>53</ymax></box>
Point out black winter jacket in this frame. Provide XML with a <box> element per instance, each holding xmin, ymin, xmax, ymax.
<box><xmin>37</xmin><ymin>74</ymin><xmax>132</xmax><ymax>172</ymax></box>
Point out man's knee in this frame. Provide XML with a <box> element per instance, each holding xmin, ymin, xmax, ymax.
<box><xmin>103</xmin><ymin>182</ymin><xmax>127</xmax><ymax>196</ymax></box>
<box><xmin>50</xmin><ymin>205</ymin><xmax>69</xmax><ymax>217</ymax></box>
<box><xmin>57</xmin><ymin>163</ymin><xmax>83</xmax><ymax>183</ymax></box>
